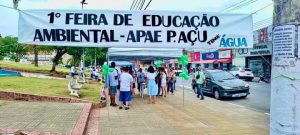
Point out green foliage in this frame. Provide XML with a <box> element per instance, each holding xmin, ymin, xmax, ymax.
<box><xmin>84</xmin><ymin>48</ymin><xmax>107</xmax><ymax>66</ymax></box>
<box><xmin>67</xmin><ymin>47</ymin><xmax>83</xmax><ymax>67</ymax></box>
<box><xmin>0</xmin><ymin>36</ymin><xmax>28</xmax><ymax>62</ymax></box>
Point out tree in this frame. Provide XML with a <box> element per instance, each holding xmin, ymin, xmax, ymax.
<box><xmin>0</xmin><ymin>36</ymin><xmax>27</xmax><ymax>62</ymax></box>
<box><xmin>67</xmin><ymin>47</ymin><xmax>84</xmax><ymax>67</ymax></box>
<box><xmin>50</xmin><ymin>47</ymin><xmax>68</xmax><ymax>72</ymax></box>
<box><xmin>84</xmin><ymin>48</ymin><xmax>107</xmax><ymax>66</ymax></box>
<box><xmin>23</xmin><ymin>45</ymin><xmax>52</xmax><ymax>67</ymax></box>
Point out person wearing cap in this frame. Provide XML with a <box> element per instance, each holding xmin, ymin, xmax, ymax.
<box><xmin>194</xmin><ymin>66</ymin><xmax>206</xmax><ymax>100</ymax></box>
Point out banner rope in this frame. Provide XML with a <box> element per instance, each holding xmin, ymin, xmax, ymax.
<box><xmin>0</xmin><ymin>4</ymin><xmax>21</xmax><ymax>12</ymax></box>
<box><xmin>273</xmin><ymin>74</ymin><xmax>300</xmax><ymax>81</ymax></box>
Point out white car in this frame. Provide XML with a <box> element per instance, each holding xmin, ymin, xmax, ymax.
<box><xmin>174</xmin><ymin>68</ymin><xmax>182</xmax><ymax>76</ymax></box>
<box><xmin>229</xmin><ymin>67</ymin><xmax>254</xmax><ymax>81</ymax></box>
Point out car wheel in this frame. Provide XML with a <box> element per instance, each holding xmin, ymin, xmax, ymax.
<box><xmin>247</xmin><ymin>79</ymin><xmax>253</xmax><ymax>82</ymax></box>
<box><xmin>214</xmin><ymin>89</ymin><xmax>221</xmax><ymax>100</ymax></box>
<box><xmin>235</xmin><ymin>74</ymin><xmax>240</xmax><ymax>79</ymax></box>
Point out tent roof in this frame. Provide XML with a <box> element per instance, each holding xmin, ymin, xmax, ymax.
<box><xmin>106</xmin><ymin>61</ymin><xmax>134</xmax><ymax>66</ymax></box>
<box><xmin>108</xmin><ymin>48</ymin><xmax>183</xmax><ymax>61</ymax></box>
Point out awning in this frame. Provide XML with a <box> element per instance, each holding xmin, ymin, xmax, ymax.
<box><xmin>215</xmin><ymin>58</ymin><xmax>232</xmax><ymax>63</ymax></box>
<box><xmin>191</xmin><ymin>58</ymin><xmax>232</xmax><ymax>64</ymax></box>
<box><xmin>108</xmin><ymin>48</ymin><xmax>183</xmax><ymax>61</ymax></box>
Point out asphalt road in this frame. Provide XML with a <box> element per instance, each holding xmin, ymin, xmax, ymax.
<box><xmin>175</xmin><ymin>77</ymin><xmax>271</xmax><ymax>114</ymax></box>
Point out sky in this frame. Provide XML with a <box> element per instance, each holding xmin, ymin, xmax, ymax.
<box><xmin>0</xmin><ymin>0</ymin><xmax>273</xmax><ymax>37</ymax></box>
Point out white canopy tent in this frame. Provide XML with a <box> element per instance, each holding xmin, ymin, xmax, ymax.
<box><xmin>107</xmin><ymin>48</ymin><xmax>183</xmax><ymax>61</ymax></box>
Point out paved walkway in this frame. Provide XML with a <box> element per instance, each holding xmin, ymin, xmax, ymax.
<box><xmin>0</xmin><ymin>101</ymin><xmax>84</xmax><ymax>134</ymax></box>
<box><xmin>99</xmin><ymin>90</ymin><xmax>269</xmax><ymax>135</ymax></box>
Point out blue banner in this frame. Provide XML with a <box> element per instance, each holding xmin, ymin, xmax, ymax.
<box><xmin>202</xmin><ymin>52</ymin><xmax>219</xmax><ymax>60</ymax></box>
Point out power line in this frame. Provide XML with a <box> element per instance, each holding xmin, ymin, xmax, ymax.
<box><xmin>130</xmin><ymin>0</ymin><xmax>136</xmax><ymax>10</ymax></box>
<box><xmin>251</xmin><ymin>3</ymin><xmax>273</xmax><ymax>14</ymax></box>
<box><xmin>135</xmin><ymin>0</ymin><xmax>142</xmax><ymax>10</ymax></box>
<box><xmin>253</xmin><ymin>17</ymin><xmax>272</xmax><ymax>26</ymax></box>
<box><xmin>144</xmin><ymin>0</ymin><xmax>152</xmax><ymax>10</ymax></box>
<box><xmin>220</xmin><ymin>0</ymin><xmax>248</xmax><ymax>12</ymax></box>
<box><xmin>131</xmin><ymin>0</ymin><xmax>139</xmax><ymax>10</ymax></box>
<box><xmin>227</xmin><ymin>0</ymin><xmax>259</xmax><ymax>12</ymax></box>
<box><xmin>139</xmin><ymin>0</ymin><xmax>145</xmax><ymax>10</ymax></box>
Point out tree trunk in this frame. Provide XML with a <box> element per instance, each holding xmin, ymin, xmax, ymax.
<box><xmin>34</xmin><ymin>46</ymin><xmax>38</xmax><ymax>67</ymax></box>
<box><xmin>50</xmin><ymin>47</ymin><xmax>68</xmax><ymax>72</ymax></box>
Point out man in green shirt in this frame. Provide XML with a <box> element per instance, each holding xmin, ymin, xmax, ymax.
<box><xmin>194</xmin><ymin>66</ymin><xmax>206</xmax><ymax>100</ymax></box>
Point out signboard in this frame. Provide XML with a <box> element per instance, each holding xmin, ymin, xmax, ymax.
<box><xmin>191</xmin><ymin>52</ymin><xmax>201</xmax><ymax>61</ymax></box>
<box><xmin>218</xmin><ymin>50</ymin><xmax>231</xmax><ymax>59</ymax></box>
<box><xmin>187</xmin><ymin>52</ymin><xmax>192</xmax><ymax>62</ymax></box>
<box><xmin>18</xmin><ymin>10</ymin><xmax>253</xmax><ymax>48</ymax></box>
<box><xmin>202</xmin><ymin>52</ymin><xmax>219</xmax><ymax>60</ymax></box>
<box><xmin>273</xmin><ymin>25</ymin><xmax>295</xmax><ymax>59</ymax></box>
<box><xmin>236</xmin><ymin>25</ymin><xmax>272</xmax><ymax>57</ymax></box>
<box><xmin>236</xmin><ymin>42</ymin><xmax>272</xmax><ymax>57</ymax></box>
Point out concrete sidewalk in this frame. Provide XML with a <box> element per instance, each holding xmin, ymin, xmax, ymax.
<box><xmin>0</xmin><ymin>101</ymin><xmax>84</xmax><ymax>134</ymax></box>
<box><xmin>99</xmin><ymin>90</ymin><xmax>269</xmax><ymax>135</ymax></box>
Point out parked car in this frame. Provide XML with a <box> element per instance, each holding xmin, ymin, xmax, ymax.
<box><xmin>229</xmin><ymin>67</ymin><xmax>254</xmax><ymax>81</ymax></box>
<box><xmin>202</xmin><ymin>70</ymin><xmax>250</xmax><ymax>100</ymax></box>
<box><xmin>174</xmin><ymin>68</ymin><xmax>182</xmax><ymax>76</ymax></box>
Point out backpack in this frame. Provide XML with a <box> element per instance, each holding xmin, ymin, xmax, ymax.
<box><xmin>137</xmin><ymin>72</ymin><xmax>145</xmax><ymax>83</ymax></box>
<box><xmin>196</xmin><ymin>71</ymin><xmax>201</xmax><ymax>80</ymax></box>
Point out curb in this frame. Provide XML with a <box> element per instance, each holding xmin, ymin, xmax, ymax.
<box><xmin>0</xmin><ymin>90</ymin><xmax>106</xmax><ymax>108</ymax></box>
<box><xmin>71</xmin><ymin>103</ymin><xmax>92</xmax><ymax>135</ymax></box>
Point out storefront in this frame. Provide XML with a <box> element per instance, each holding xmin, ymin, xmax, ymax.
<box><xmin>188</xmin><ymin>50</ymin><xmax>233</xmax><ymax>71</ymax></box>
<box><xmin>235</xmin><ymin>26</ymin><xmax>272</xmax><ymax>76</ymax></box>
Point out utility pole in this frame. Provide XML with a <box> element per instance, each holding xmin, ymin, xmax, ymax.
<box><xmin>271</xmin><ymin>0</ymin><xmax>300</xmax><ymax>135</ymax></box>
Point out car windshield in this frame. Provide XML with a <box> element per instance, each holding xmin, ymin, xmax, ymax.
<box><xmin>210</xmin><ymin>71</ymin><xmax>236</xmax><ymax>80</ymax></box>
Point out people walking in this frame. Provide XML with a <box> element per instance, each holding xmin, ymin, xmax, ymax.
<box><xmin>119</xmin><ymin>67</ymin><xmax>134</xmax><ymax>110</ymax></box>
<box><xmin>146</xmin><ymin>66</ymin><xmax>158</xmax><ymax>104</ymax></box>
<box><xmin>194</xmin><ymin>66</ymin><xmax>206</xmax><ymax>100</ymax></box>
<box><xmin>167</xmin><ymin>68</ymin><xmax>175</xmax><ymax>94</ymax></box>
<box><xmin>108</xmin><ymin>62</ymin><xmax>119</xmax><ymax>107</ymax></box>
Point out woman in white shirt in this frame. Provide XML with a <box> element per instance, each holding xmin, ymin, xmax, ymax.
<box><xmin>146</xmin><ymin>66</ymin><xmax>158</xmax><ymax>104</ymax></box>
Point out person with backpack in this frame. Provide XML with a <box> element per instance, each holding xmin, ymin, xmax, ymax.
<box><xmin>108</xmin><ymin>62</ymin><xmax>119</xmax><ymax>107</ymax></box>
<box><xmin>194</xmin><ymin>66</ymin><xmax>206</xmax><ymax>100</ymax></box>
<box><xmin>137</xmin><ymin>68</ymin><xmax>145</xmax><ymax>96</ymax></box>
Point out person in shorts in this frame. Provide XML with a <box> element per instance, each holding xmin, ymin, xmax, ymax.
<box><xmin>108</xmin><ymin>62</ymin><xmax>119</xmax><ymax>107</ymax></box>
<box><xmin>119</xmin><ymin>67</ymin><xmax>134</xmax><ymax>110</ymax></box>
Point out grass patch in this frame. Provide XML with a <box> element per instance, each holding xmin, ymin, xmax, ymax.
<box><xmin>0</xmin><ymin>76</ymin><xmax>101</xmax><ymax>102</ymax></box>
<box><xmin>0</xmin><ymin>61</ymin><xmax>70</xmax><ymax>75</ymax></box>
